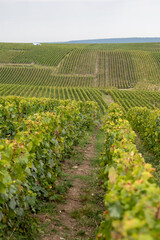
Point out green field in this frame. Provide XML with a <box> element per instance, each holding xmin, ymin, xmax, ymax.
<box><xmin>0</xmin><ymin>42</ymin><xmax>160</xmax><ymax>111</ymax></box>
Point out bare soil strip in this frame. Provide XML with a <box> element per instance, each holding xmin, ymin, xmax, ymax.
<box><xmin>119</xmin><ymin>88</ymin><xmax>134</xmax><ymax>91</ymax></box>
<box><xmin>94</xmin><ymin>54</ymin><xmax>99</xmax><ymax>87</ymax></box>
<box><xmin>0</xmin><ymin>62</ymin><xmax>34</xmax><ymax>67</ymax></box>
<box><xmin>105</xmin><ymin>55</ymin><xmax>108</xmax><ymax>87</ymax></box>
<box><xmin>102</xmin><ymin>93</ymin><xmax>114</xmax><ymax>105</ymax></box>
<box><xmin>37</xmin><ymin>129</ymin><xmax>104</xmax><ymax>240</ymax></box>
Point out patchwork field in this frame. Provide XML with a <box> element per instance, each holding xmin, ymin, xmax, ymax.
<box><xmin>0</xmin><ymin>42</ymin><xmax>160</xmax><ymax>111</ymax></box>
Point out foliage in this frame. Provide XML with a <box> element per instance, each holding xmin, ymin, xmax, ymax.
<box><xmin>103</xmin><ymin>89</ymin><xmax>160</xmax><ymax>111</ymax></box>
<box><xmin>0</xmin><ymin>87</ymin><xmax>108</xmax><ymax>114</ymax></box>
<box><xmin>0</xmin><ymin>43</ymin><xmax>73</xmax><ymax>66</ymax></box>
<box><xmin>97</xmin><ymin>103</ymin><xmax>160</xmax><ymax>240</ymax></box>
<box><xmin>0</xmin><ymin>96</ymin><xmax>99</xmax><ymax>236</ymax></box>
<box><xmin>0</xmin><ymin>96</ymin><xmax>74</xmax><ymax>139</ymax></box>
<box><xmin>58</xmin><ymin>48</ymin><xmax>97</xmax><ymax>75</ymax></box>
<box><xmin>127</xmin><ymin>107</ymin><xmax>160</xmax><ymax>156</ymax></box>
<box><xmin>0</xmin><ymin>67</ymin><xmax>95</xmax><ymax>87</ymax></box>
<box><xmin>0</xmin><ymin>43</ymin><xmax>160</xmax><ymax>90</ymax></box>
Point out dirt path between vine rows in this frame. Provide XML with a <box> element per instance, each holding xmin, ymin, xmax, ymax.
<box><xmin>94</xmin><ymin>54</ymin><xmax>99</xmax><ymax>87</ymax></box>
<box><xmin>37</xmin><ymin>129</ymin><xmax>104</xmax><ymax>240</ymax></box>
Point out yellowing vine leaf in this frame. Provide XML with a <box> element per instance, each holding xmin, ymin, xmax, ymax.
<box><xmin>108</xmin><ymin>167</ymin><xmax>117</xmax><ymax>184</ymax></box>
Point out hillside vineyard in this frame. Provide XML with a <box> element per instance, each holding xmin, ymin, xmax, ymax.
<box><xmin>0</xmin><ymin>42</ymin><xmax>160</xmax><ymax>239</ymax></box>
<box><xmin>0</xmin><ymin>42</ymin><xmax>160</xmax><ymax>111</ymax></box>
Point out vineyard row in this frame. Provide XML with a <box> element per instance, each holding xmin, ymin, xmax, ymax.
<box><xmin>104</xmin><ymin>89</ymin><xmax>160</xmax><ymax>111</ymax></box>
<box><xmin>0</xmin><ymin>48</ymin><xmax>160</xmax><ymax>89</ymax></box>
<box><xmin>0</xmin><ymin>84</ymin><xmax>108</xmax><ymax>113</ymax></box>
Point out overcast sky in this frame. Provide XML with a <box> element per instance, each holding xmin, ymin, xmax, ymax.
<box><xmin>0</xmin><ymin>0</ymin><xmax>160</xmax><ymax>43</ymax></box>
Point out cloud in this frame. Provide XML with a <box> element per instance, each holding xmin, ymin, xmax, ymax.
<box><xmin>0</xmin><ymin>0</ymin><xmax>153</xmax><ymax>3</ymax></box>
<box><xmin>0</xmin><ymin>0</ymin><xmax>117</xmax><ymax>2</ymax></box>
